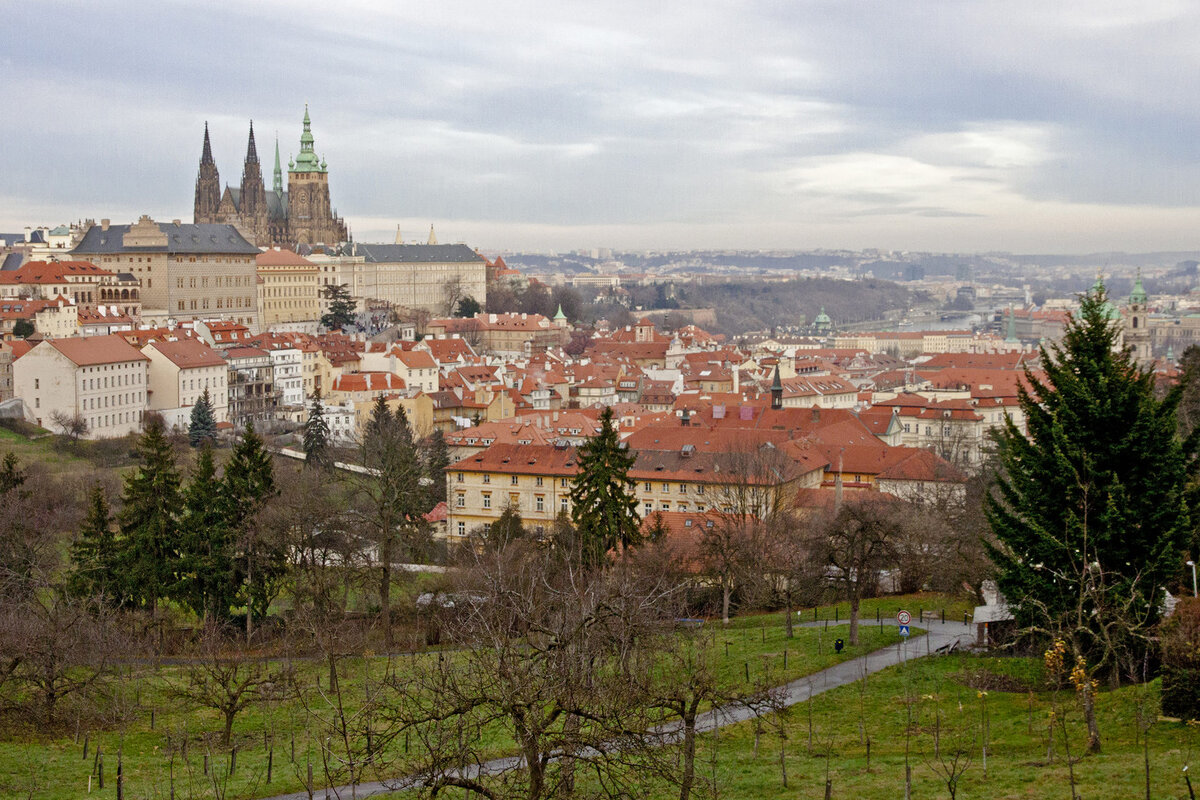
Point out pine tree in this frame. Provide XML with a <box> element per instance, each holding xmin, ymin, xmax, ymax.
<box><xmin>174</xmin><ymin>445</ymin><xmax>237</xmax><ymax>622</ymax></box>
<box><xmin>303</xmin><ymin>389</ymin><xmax>331</xmax><ymax>468</ymax></box>
<box><xmin>188</xmin><ymin>388</ymin><xmax>218</xmax><ymax>447</ymax></box>
<box><xmin>67</xmin><ymin>484</ymin><xmax>120</xmax><ymax>603</ymax></box>
<box><xmin>986</xmin><ymin>283</ymin><xmax>1190</xmax><ymax>672</ymax></box>
<box><xmin>223</xmin><ymin>422</ymin><xmax>280</xmax><ymax>637</ymax></box>
<box><xmin>568</xmin><ymin>406</ymin><xmax>641</xmax><ymax>566</ymax></box>
<box><xmin>425</xmin><ymin>429</ymin><xmax>450</xmax><ymax>505</ymax></box>
<box><xmin>117</xmin><ymin>417</ymin><xmax>183</xmax><ymax>615</ymax></box>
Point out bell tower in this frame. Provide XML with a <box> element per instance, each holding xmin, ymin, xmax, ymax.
<box><xmin>1126</xmin><ymin>269</ymin><xmax>1152</xmax><ymax>365</ymax></box>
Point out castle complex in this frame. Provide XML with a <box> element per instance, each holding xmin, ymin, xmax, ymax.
<box><xmin>194</xmin><ymin>107</ymin><xmax>348</xmax><ymax>248</ymax></box>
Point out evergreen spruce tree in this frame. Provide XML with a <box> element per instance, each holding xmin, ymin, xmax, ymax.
<box><xmin>188</xmin><ymin>388</ymin><xmax>218</xmax><ymax>447</ymax></box>
<box><xmin>425</xmin><ymin>428</ymin><xmax>450</xmax><ymax>505</ymax></box>
<box><xmin>568</xmin><ymin>406</ymin><xmax>641</xmax><ymax>566</ymax></box>
<box><xmin>175</xmin><ymin>444</ymin><xmax>237</xmax><ymax>622</ymax></box>
<box><xmin>986</xmin><ymin>283</ymin><xmax>1190</xmax><ymax>672</ymax></box>
<box><xmin>67</xmin><ymin>484</ymin><xmax>120</xmax><ymax>603</ymax></box>
<box><xmin>117</xmin><ymin>417</ymin><xmax>183</xmax><ymax>615</ymax></box>
<box><xmin>223</xmin><ymin>422</ymin><xmax>280</xmax><ymax>636</ymax></box>
<box><xmin>303</xmin><ymin>389</ymin><xmax>331</xmax><ymax>468</ymax></box>
<box><xmin>356</xmin><ymin>396</ymin><xmax>427</xmax><ymax>648</ymax></box>
<box><xmin>0</xmin><ymin>451</ymin><xmax>26</xmax><ymax>495</ymax></box>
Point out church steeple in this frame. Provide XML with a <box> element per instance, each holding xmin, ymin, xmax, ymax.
<box><xmin>770</xmin><ymin>363</ymin><xmax>783</xmax><ymax>410</ymax></box>
<box><xmin>238</xmin><ymin>121</ymin><xmax>268</xmax><ymax>243</ymax></box>
<box><xmin>273</xmin><ymin>136</ymin><xmax>283</xmax><ymax>195</ymax></box>
<box><xmin>244</xmin><ymin>121</ymin><xmax>260</xmax><ymax>165</ymax></box>
<box><xmin>194</xmin><ymin>121</ymin><xmax>221</xmax><ymax>223</ymax></box>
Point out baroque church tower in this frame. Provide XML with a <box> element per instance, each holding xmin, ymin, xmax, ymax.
<box><xmin>193</xmin><ymin>123</ymin><xmax>221</xmax><ymax>224</ymax></box>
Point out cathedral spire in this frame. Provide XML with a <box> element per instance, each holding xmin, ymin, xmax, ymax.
<box><xmin>194</xmin><ymin>122</ymin><xmax>220</xmax><ymax>224</ymax></box>
<box><xmin>200</xmin><ymin>122</ymin><xmax>215</xmax><ymax>166</ymax></box>
<box><xmin>273</xmin><ymin>135</ymin><xmax>283</xmax><ymax>195</ymax></box>
<box><xmin>245</xmin><ymin>121</ymin><xmax>260</xmax><ymax>165</ymax></box>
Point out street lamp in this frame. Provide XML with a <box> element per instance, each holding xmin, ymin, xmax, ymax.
<box><xmin>1188</xmin><ymin>560</ymin><xmax>1198</xmax><ymax>599</ymax></box>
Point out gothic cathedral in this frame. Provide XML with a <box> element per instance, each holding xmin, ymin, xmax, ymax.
<box><xmin>193</xmin><ymin>107</ymin><xmax>349</xmax><ymax>247</ymax></box>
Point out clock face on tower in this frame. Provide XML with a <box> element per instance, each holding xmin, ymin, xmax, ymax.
<box><xmin>295</xmin><ymin>189</ymin><xmax>309</xmax><ymax>206</ymax></box>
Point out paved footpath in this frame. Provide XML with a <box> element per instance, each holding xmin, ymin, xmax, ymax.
<box><xmin>262</xmin><ymin>619</ymin><xmax>976</xmax><ymax>800</ymax></box>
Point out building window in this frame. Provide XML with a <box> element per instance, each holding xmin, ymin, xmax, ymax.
<box><xmin>482</xmin><ymin>474</ymin><xmax>490</xmax><ymax>484</ymax></box>
<box><xmin>535</xmin><ymin>476</ymin><xmax>543</xmax><ymax>487</ymax></box>
<box><xmin>457</xmin><ymin>521</ymin><xmax>465</xmax><ymax>537</ymax></box>
<box><xmin>561</xmin><ymin>497</ymin><xmax>569</xmax><ymax>513</ymax></box>
<box><xmin>644</xmin><ymin>481</ymin><xmax>652</xmax><ymax>492</ymax></box>
<box><xmin>457</xmin><ymin>472</ymin><xmax>464</xmax><ymax>483</ymax></box>
<box><xmin>482</xmin><ymin>493</ymin><xmax>491</xmax><ymax>509</ymax></box>
<box><xmin>456</xmin><ymin>493</ymin><xmax>465</xmax><ymax>508</ymax></box>
<box><xmin>535</xmin><ymin>496</ymin><xmax>544</xmax><ymax>512</ymax></box>
<box><xmin>662</xmin><ymin>483</ymin><xmax>670</xmax><ymax>492</ymax></box>
<box><xmin>510</xmin><ymin>475</ymin><xmax>519</xmax><ymax>486</ymax></box>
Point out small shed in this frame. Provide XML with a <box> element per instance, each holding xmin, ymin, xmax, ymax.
<box><xmin>972</xmin><ymin>580</ymin><xmax>1016</xmax><ymax>648</ymax></box>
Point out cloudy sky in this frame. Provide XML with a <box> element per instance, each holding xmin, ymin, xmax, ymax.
<box><xmin>4</xmin><ymin>1</ymin><xmax>1200</xmax><ymax>253</ymax></box>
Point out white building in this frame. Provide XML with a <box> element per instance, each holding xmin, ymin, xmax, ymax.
<box><xmin>141</xmin><ymin>338</ymin><xmax>229</xmax><ymax>430</ymax></box>
<box><xmin>268</xmin><ymin>345</ymin><xmax>305</xmax><ymax>409</ymax></box>
<box><xmin>14</xmin><ymin>335</ymin><xmax>149</xmax><ymax>438</ymax></box>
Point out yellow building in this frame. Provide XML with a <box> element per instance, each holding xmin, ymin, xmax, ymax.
<box><xmin>444</xmin><ymin>441</ymin><xmax>826</xmax><ymax>542</ymax></box>
<box><xmin>256</xmin><ymin>249</ymin><xmax>321</xmax><ymax>326</ymax></box>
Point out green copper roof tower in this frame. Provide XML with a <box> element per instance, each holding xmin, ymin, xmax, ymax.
<box><xmin>1129</xmin><ymin>268</ymin><xmax>1148</xmax><ymax>305</ymax></box>
<box><xmin>553</xmin><ymin>304</ymin><xmax>567</xmax><ymax>321</ymax></box>
<box><xmin>1005</xmin><ymin>305</ymin><xmax>1018</xmax><ymax>343</ymax></box>
<box><xmin>290</xmin><ymin>104</ymin><xmax>326</xmax><ymax>173</ymax></box>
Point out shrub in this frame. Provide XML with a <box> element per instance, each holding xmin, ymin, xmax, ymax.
<box><xmin>1161</xmin><ymin>597</ymin><xmax>1200</xmax><ymax>719</ymax></box>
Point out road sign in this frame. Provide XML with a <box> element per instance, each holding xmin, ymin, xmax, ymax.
<box><xmin>899</xmin><ymin>624</ymin><xmax>910</xmax><ymax>637</ymax></box>
<box><xmin>897</xmin><ymin>609</ymin><xmax>911</xmax><ymax>625</ymax></box>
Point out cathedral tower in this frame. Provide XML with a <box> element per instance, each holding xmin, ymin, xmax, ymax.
<box><xmin>237</xmin><ymin>122</ymin><xmax>269</xmax><ymax>243</ymax></box>
<box><xmin>193</xmin><ymin>123</ymin><xmax>221</xmax><ymax>224</ymax></box>
<box><xmin>287</xmin><ymin>106</ymin><xmax>347</xmax><ymax>245</ymax></box>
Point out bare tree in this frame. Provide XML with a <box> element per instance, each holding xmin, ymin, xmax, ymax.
<box><xmin>813</xmin><ymin>493</ymin><xmax>901</xmax><ymax>645</ymax></box>
<box><xmin>167</xmin><ymin>625</ymin><xmax>291</xmax><ymax>746</ymax></box>
<box><xmin>49</xmin><ymin>409</ymin><xmax>89</xmax><ymax>443</ymax></box>
<box><xmin>0</xmin><ymin>592</ymin><xmax>126</xmax><ymax>725</ymax></box>
<box><xmin>382</xmin><ymin>541</ymin><xmax>679</xmax><ymax>800</ymax></box>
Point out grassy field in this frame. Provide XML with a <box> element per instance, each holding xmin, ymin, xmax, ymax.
<box><xmin>0</xmin><ymin>617</ymin><xmax>905</xmax><ymax>799</ymax></box>
<box><xmin>653</xmin><ymin>652</ymin><xmax>1196</xmax><ymax>800</ymax></box>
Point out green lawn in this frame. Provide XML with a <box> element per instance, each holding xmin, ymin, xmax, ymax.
<box><xmin>0</xmin><ymin>620</ymin><xmax>897</xmax><ymax>799</ymax></box>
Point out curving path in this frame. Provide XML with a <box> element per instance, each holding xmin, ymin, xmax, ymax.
<box><xmin>260</xmin><ymin>619</ymin><xmax>976</xmax><ymax>800</ymax></box>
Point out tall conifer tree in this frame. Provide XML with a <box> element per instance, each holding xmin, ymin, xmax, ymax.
<box><xmin>569</xmin><ymin>406</ymin><xmax>641</xmax><ymax>566</ymax></box>
<box><xmin>188</xmin><ymin>388</ymin><xmax>218</xmax><ymax>447</ymax></box>
<box><xmin>68</xmin><ymin>484</ymin><xmax>120</xmax><ymax>603</ymax></box>
<box><xmin>118</xmin><ymin>417</ymin><xmax>182</xmax><ymax>614</ymax></box>
<box><xmin>303</xmin><ymin>389</ymin><xmax>331</xmax><ymax>468</ymax></box>
<box><xmin>986</xmin><ymin>283</ymin><xmax>1190</xmax><ymax>670</ymax></box>
<box><xmin>426</xmin><ymin>429</ymin><xmax>450</xmax><ymax>505</ymax></box>
<box><xmin>175</xmin><ymin>444</ymin><xmax>236</xmax><ymax>622</ymax></box>
<box><xmin>224</xmin><ymin>422</ymin><xmax>279</xmax><ymax>636</ymax></box>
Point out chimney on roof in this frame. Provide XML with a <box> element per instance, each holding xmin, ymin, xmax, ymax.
<box><xmin>100</xmin><ymin>219</ymin><xmax>110</xmax><ymax>231</ymax></box>
<box><xmin>811</xmin><ymin>406</ymin><xmax>820</xmax><ymax>423</ymax></box>
<box><xmin>681</xmin><ymin>407</ymin><xmax>690</xmax><ymax>427</ymax></box>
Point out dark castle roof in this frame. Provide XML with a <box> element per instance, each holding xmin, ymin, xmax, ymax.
<box><xmin>73</xmin><ymin>223</ymin><xmax>260</xmax><ymax>255</ymax></box>
<box><xmin>226</xmin><ymin>188</ymin><xmax>288</xmax><ymax>221</ymax></box>
<box><xmin>356</xmin><ymin>243</ymin><xmax>484</xmax><ymax>264</ymax></box>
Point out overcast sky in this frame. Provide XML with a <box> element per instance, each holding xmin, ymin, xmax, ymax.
<box><xmin>4</xmin><ymin>1</ymin><xmax>1200</xmax><ymax>253</ymax></box>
